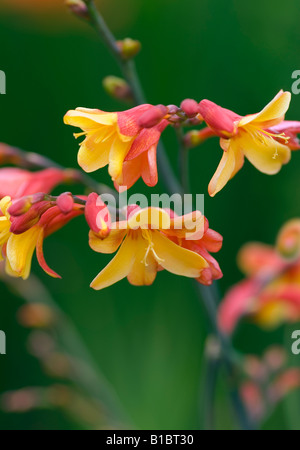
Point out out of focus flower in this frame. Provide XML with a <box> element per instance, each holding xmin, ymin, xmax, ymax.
<box><xmin>17</xmin><ymin>303</ymin><xmax>55</xmax><ymax>328</ymax></box>
<box><xmin>64</xmin><ymin>105</ymin><xmax>169</xmax><ymax>189</ymax></box>
<box><xmin>184</xmin><ymin>127</ymin><xmax>215</xmax><ymax>149</ymax></box>
<box><xmin>0</xmin><ymin>168</ymin><xmax>67</xmax><ymax>200</ymax></box>
<box><xmin>198</xmin><ymin>91</ymin><xmax>295</xmax><ymax>196</ymax></box>
<box><xmin>0</xmin><ymin>196</ymin><xmax>84</xmax><ymax>280</ymax></box>
<box><xmin>218</xmin><ymin>220</ymin><xmax>300</xmax><ymax>334</ymax></box>
<box><xmin>1</xmin><ymin>0</ymin><xmax>62</xmax><ymax>12</ymax></box>
<box><xmin>240</xmin><ymin>347</ymin><xmax>300</xmax><ymax>424</ymax></box>
<box><xmin>240</xmin><ymin>381</ymin><xmax>265</xmax><ymax>423</ymax></box>
<box><xmin>89</xmin><ymin>207</ymin><xmax>211</xmax><ymax>290</ymax></box>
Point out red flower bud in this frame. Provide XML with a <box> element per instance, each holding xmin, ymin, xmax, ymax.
<box><xmin>10</xmin><ymin>202</ymin><xmax>52</xmax><ymax>234</ymax></box>
<box><xmin>167</xmin><ymin>105</ymin><xmax>180</xmax><ymax>115</ymax></box>
<box><xmin>180</xmin><ymin>99</ymin><xmax>199</xmax><ymax>118</ymax></box>
<box><xmin>85</xmin><ymin>193</ymin><xmax>111</xmax><ymax>237</ymax></box>
<box><xmin>138</xmin><ymin>105</ymin><xmax>168</xmax><ymax>128</ymax></box>
<box><xmin>8</xmin><ymin>193</ymin><xmax>46</xmax><ymax>217</ymax></box>
<box><xmin>57</xmin><ymin>193</ymin><xmax>74</xmax><ymax>214</ymax></box>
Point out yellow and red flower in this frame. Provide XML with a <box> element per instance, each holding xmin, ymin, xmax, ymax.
<box><xmin>64</xmin><ymin>105</ymin><xmax>169</xmax><ymax>190</ymax></box>
<box><xmin>198</xmin><ymin>91</ymin><xmax>295</xmax><ymax>196</ymax></box>
<box><xmin>218</xmin><ymin>220</ymin><xmax>300</xmax><ymax>334</ymax></box>
<box><xmin>0</xmin><ymin>196</ymin><xmax>84</xmax><ymax>280</ymax></box>
<box><xmin>0</xmin><ymin>167</ymin><xmax>67</xmax><ymax>200</ymax></box>
<box><xmin>88</xmin><ymin>206</ymin><xmax>222</xmax><ymax>290</ymax></box>
<box><xmin>240</xmin><ymin>347</ymin><xmax>300</xmax><ymax>424</ymax></box>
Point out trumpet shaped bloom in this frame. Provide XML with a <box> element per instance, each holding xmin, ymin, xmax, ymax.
<box><xmin>89</xmin><ymin>207</ymin><xmax>214</xmax><ymax>290</ymax></box>
<box><xmin>64</xmin><ymin>105</ymin><xmax>168</xmax><ymax>189</ymax></box>
<box><xmin>0</xmin><ymin>196</ymin><xmax>84</xmax><ymax>280</ymax></box>
<box><xmin>0</xmin><ymin>167</ymin><xmax>67</xmax><ymax>200</ymax></box>
<box><xmin>198</xmin><ymin>91</ymin><xmax>293</xmax><ymax>196</ymax></box>
<box><xmin>218</xmin><ymin>222</ymin><xmax>300</xmax><ymax>335</ymax></box>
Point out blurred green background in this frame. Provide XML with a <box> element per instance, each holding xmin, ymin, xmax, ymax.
<box><xmin>0</xmin><ymin>0</ymin><xmax>299</xmax><ymax>430</ymax></box>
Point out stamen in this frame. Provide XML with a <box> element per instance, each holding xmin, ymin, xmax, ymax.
<box><xmin>261</xmin><ymin>130</ymin><xmax>290</xmax><ymax>144</ymax></box>
<box><xmin>141</xmin><ymin>230</ymin><xmax>164</xmax><ymax>266</ymax></box>
<box><xmin>74</xmin><ymin>131</ymin><xmax>87</xmax><ymax>139</ymax></box>
<box><xmin>247</xmin><ymin>125</ymin><xmax>290</xmax><ymax>145</ymax></box>
<box><xmin>95</xmin><ymin>129</ymin><xmax>115</xmax><ymax>144</ymax></box>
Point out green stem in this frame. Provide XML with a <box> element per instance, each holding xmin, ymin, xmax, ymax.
<box><xmin>203</xmin><ymin>351</ymin><xmax>220</xmax><ymax>430</ymax></box>
<box><xmin>197</xmin><ymin>284</ymin><xmax>254</xmax><ymax>430</ymax></box>
<box><xmin>84</xmin><ymin>0</ymin><xmax>182</xmax><ymax>195</ymax></box>
<box><xmin>176</xmin><ymin>126</ymin><xmax>190</xmax><ymax>193</ymax></box>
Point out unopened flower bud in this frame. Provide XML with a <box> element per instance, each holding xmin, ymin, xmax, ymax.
<box><xmin>8</xmin><ymin>193</ymin><xmax>46</xmax><ymax>217</ymax></box>
<box><xmin>184</xmin><ymin>127</ymin><xmax>216</xmax><ymax>149</ymax></box>
<box><xmin>8</xmin><ymin>197</ymin><xmax>32</xmax><ymax>216</ymax></box>
<box><xmin>85</xmin><ymin>193</ymin><xmax>111</xmax><ymax>237</ymax></box>
<box><xmin>138</xmin><ymin>105</ymin><xmax>168</xmax><ymax>128</ymax></box>
<box><xmin>65</xmin><ymin>0</ymin><xmax>89</xmax><ymax>19</ymax></box>
<box><xmin>117</xmin><ymin>38</ymin><xmax>141</xmax><ymax>60</ymax></box>
<box><xmin>57</xmin><ymin>193</ymin><xmax>74</xmax><ymax>214</ymax></box>
<box><xmin>10</xmin><ymin>202</ymin><xmax>52</xmax><ymax>234</ymax></box>
<box><xmin>167</xmin><ymin>105</ymin><xmax>180</xmax><ymax>115</ymax></box>
<box><xmin>103</xmin><ymin>76</ymin><xmax>133</xmax><ymax>104</ymax></box>
<box><xmin>276</xmin><ymin>219</ymin><xmax>300</xmax><ymax>259</ymax></box>
<box><xmin>180</xmin><ymin>99</ymin><xmax>199</xmax><ymax>118</ymax></box>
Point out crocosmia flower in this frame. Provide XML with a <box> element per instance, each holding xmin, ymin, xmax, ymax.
<box><xmin>64</xmin><ymin>105</ymin><xmax>168</xmax><ymax>189</ymax></box>
<box><xmin>0</xmin><ymin>167</ymin><xmax>67</xmax><ymax>200</ymax></box>
<box><xmin>0</xmin><ymin>196</ymin><xmax>84</xmax><ymax>280</ymax></box>
<box><xmin>89</xmin><ymin>207</ymin><xmax>215</xmax><ymax>290</ymax></box>
<box><xmin>218</xmin><ymin>220</ymin><xmax>300</xmax><ymax>334</ymax></box>
<box><xmin>198</xmin><ymin>91</ymin><xmax>293</xmax><ymax>196</ymax></box>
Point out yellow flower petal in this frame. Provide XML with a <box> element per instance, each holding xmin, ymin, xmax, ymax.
<box><xmin>108</xmin><ymin>136</ymin><xmax>132</xmax><ymax>183</ymax></box>
<box><xmin>127</xmin><ymin>207</ymin><xmax>171</xmax><ymax>231</ymax></box>
<box><xmin>64</xmin><ymin>108</ymin><xmax>118</xmax><ymax>129</ymax></box>
<box><xmin>0</xmin><ymin>196</ymin><xmax>12</xmax><ymax>218</ymax></box>
<box><xmin>208</xmin><ymin>141</ymin><xmax>244</xmax><ymax>197</ymax></box>
<box><xmin>239</xmin><ymin>91</ymin><xmax>291</xmax><ymax>127</ymax></box>
<box><xmin>254</xmin><ymin>301</ymin><xmax>289</xmax><ymax>328</ymax></box>
<box><xmin>90</xmin><ymin>235</ymin><xmax>136</xmax><ymax>290</ymax></box>
<box><xmin>127</xmin><ymin>234</ymin><xmax>158</xmax><ymax>286</ymax></box>
<box><xmin>78</xmin><ymin>136</ymin><xmax>113</xmax><ymax>173</ymax></box>
<box><xmin>151</xmin><ymin>231</ymin><xmax>208</xmax><ymax>278</ymax></box>
<box><xmin>6</xmin><ymin>226</ymin><xmax>41</xmax><ymax>280</ymax></box>
<box><xmin>166</xmin><ymin>211</ymin><xmax>206</xmax><ymax>240</ymax></box>
<box><xmin>89</xmin><ymin>229</ymin><xmax>127</xmax><ymax>254</ymax></box>
<box><xmin>239</xmin><ymin>129</ymin><xmax>291</xmax><ymax>174</ymax></box>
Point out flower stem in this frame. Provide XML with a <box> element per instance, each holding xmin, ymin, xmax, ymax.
<box><xmin>83</xmin><ymin>0</ymin><xmax>182</xmax><ymax>195</ymax></box>
<box><xmin>176</xmin><ymin>126</ymin><xmax>191</xmax><ymax>193</ymax></box>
